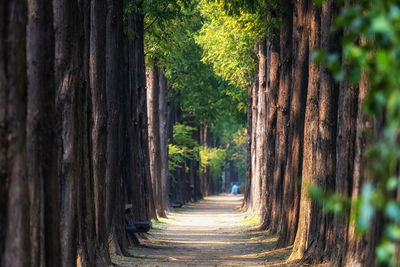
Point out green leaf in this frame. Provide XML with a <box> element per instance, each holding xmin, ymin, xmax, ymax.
<box><xmin>386</xmin><ymin>225</ymin><xmax>400</xmax><ymax>240</ymax></box>
<box><xmin>376</xmin><ymin>241</ymin><xmax>396</xmax><ymax>265</ymax></box>
<box><xmin>312</xmin><ymin>50</ymin><xmax>327</xmax><ymax>64</ymax></box>
<box><xmin>356</xmin><ymin>183</ymin><xmax>375</xmax><ymax>233</ymax></box>
<box><xmin>385</xmin><ymin>202</ymin><xmax>400</xmax><ymax>222</ymax></box>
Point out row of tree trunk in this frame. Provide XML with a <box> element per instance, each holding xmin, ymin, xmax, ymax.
<box><xmin>146</xmin><ymin>64</ymin><xmax>219</xmax><ymax>209</ymax></box>
<box><xmin>243</xmin><ymin>0</ymin><xmax>381</xmax><ymax>265</ymax></box>
<box><xmin>0</xmin><ymin>0</ymin><xmax>155</xmax><ymax>266</ymax></box>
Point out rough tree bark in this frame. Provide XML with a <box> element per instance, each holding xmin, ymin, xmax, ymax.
<box><xmin>343</xmin><ymin>71</ymin><xmax>382</xmax><ymax>267</ymax></box>
<box><xmin>332</xmin><ymin>75</ymin><xmax>358</xmax><ymax>266</ymax></box>
<box><xmin>277</xmin><ymin>0</ymin><xmax>309</xmax><ymax>247</ymax></box>
<box><xmin>271</xmin><ymin>0</ymin><xmax>293</xmax><ymax>234</ymax></box>
<box><xmin>249</xmin><ymin>73</ymin><xmax>259</xmax><ymax>210</ymax></box>
<box><xmin>76</xmin><ymin>0</ymin><xmax>100</xmax><ymax>265</ymax></box>
<box><xmin>2</xmin><ymin>1</ymin><xmax>30</xmax><ymax>266</ymax></box>
<box><xmin>332</xmin><ymin>6</ymin><xmax>358</xmax><ymax>266</ymax></box>
<box><xmin>53</xmin><ymin>0</ymin><xmax>82</xmax><ymax>265</ymax></box>
<box><xmin>89</xmin><ymin>0</ymin><xmax>112</xmax><ymax>264</ymax></box>
<box><xmin>147</xmin><ymin>65</ymin><xmax>166</xmax><ymax>217</ymax></box>
<box><xmin>289</xmin><ymin>1</ymin><xmax>321</xmax><ymax>262</ymax></box>
<box><xmin>0</xmin><ymin>2</ymin><xmax>7</xmax><ymax>262</ymax></box>
<box><xmin>261</xmin><ymin>34</ymin><xmax>279</xmax><ymax>230</ymax></box>
<box><xmin>26</xmin><ymin>0</ymin><xmax>61</xmax><ymax>266</ymax></box>
<box><xmin>252</xmin><ymin>38</ymin><xmax>268</xmax><ymax>214</ymax></box>
<box><xmin>303</xmin><ymin>0</ymin><xmax>339</xmax><ymax>261</ymax></box>
<box><xmin>242</xmin><ymin>84</ymin><xmax>252</xmax><ymax>209</ymax></box>
<box><xmin>130</xmin><ymin>7</ymin><xmax>156</xmax><ymax>221</ymax></box>
<box><xmin>105</xmin><ymin>0</ymin><xmax>126</xmax><ymax>255</ymax></box>
<box><xmin>159</xmin><ymin>69</ymin><xmax>170</xmax><ymax>211</ymax></box>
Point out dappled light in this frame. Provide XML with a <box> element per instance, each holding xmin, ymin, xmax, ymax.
<box><xmin>2</xmin><ymin>0</ymin><xmax>399</xmax><ymax>266</ymax></box>
<box><xmin>113</xmin><ymin>195</ymin><xmax>294</xmax><ymax>266</ymax></box>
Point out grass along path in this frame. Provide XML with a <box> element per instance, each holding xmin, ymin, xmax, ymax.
<box><xmin>112</xmin><ymin>194</ymin><xmax>294</xmax><ymax>267</ymax></box>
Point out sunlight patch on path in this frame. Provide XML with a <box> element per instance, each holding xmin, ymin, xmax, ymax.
<box><xmin>112</xmin><ymin>194</ymin><xmax>295</xmax><ymax>267</ymax></box>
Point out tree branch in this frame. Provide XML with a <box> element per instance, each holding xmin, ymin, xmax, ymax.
<box><xmin>144</xmin><ymin>4</ymin><xmax>169</xmax><ymax>33</ymax></box>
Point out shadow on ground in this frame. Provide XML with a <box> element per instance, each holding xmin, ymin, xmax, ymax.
<box><xmin>112</xmin><ymin>194</ymin><xmax>294</xmax><ymax>267</ymax></box>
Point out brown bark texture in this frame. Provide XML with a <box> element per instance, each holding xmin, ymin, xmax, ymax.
<box><xmin>261</xmin><ymin>35</ymin><xmax>279</xmax><ymax>229</ymax></box>
<box><xmin>242</xmin><ymin>84</ymin><xmax>253</xmax><ymax>210</ymax></box>
<box><xmin>27</xmin><ymin>0</ymin><xmax>61</xmax><ymax>266</ymax></box>
<box><xmin>105</xmin><ymin>0</ymin><xmax>126</xmax><ymax>256</ymax></box>
<box><xmin>89</xmin><ymin>0</ymin><xmax>112</xmax><ymax>264</ymax></box>
<box><xmin>270</xmin><ymin>0</ymin><xmax>293</xmax><ymax>234</ymax></box>
<box><xmin>276</xmin><ymin>0</ymin><xmax>309</xmax><ymax>247</ymax></box>
<box><xmin>343</xmin><ymin>71</ymin><xmax>382</xmax><ymax>267</ymax></box>
<box><xmin>147</xmin><ymin>64</ymin><xmax>166</xmax><ymax>217</ymax></box>
<box><xmin>252</xmin><ymin>39</ymin><xmax>268</xmax><ymax>214</ymax></box>
<box><xmin>249</xmin><ymin>73</ymin><xmax>259</xmax><ymax>210</ymax></box>
<box><xmin>289</xmin><ymin>1</ymin><xmax>321</xmax><ymax>262</ymax></box>
<box><xmin>130</xmin><ymin>9</ymin><xmax>156</xmax><ymax>221</ymax></box>
<box><xmin>53</xmin><ymin>0</ymin><xmax>82</xmax><ymax>265</ymax></box>
<box><xmin>2</xmin><ymin>1</ymin><xmax>30</xmax><ymax>266</ymax></box>
<box><xmin>159</xmin><ymin>69</ymin><xmax>170</xmax><ymax>211</ymax></box>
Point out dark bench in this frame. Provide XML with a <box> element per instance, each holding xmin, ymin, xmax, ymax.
<box><xmin>172</xmin><ymin>200</ymin><xmax>183</xmax><ymax>208</ymax></box>
<box><xmin>125</xmin><ymin>219</ymin><xmax>151</xmax><ymax>245</ymax></box>
<box><xmin>125</xmin><ymin>204</ymin><xmax>151</xmax><ymax>245</ymax></box>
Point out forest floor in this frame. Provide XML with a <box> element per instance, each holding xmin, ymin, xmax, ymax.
<box><xmin>111</xmin><ymin>194</ymin><xmax>304</xmax><ymax>267</ymax></box>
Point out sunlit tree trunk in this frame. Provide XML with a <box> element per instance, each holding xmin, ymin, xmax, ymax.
<box><xmin>270</xmin><ymin>0</ymin><xmax>293</xmax><ymax>234</ymax></box>
<box><xmin>249</xmin><ymin>73</ymin><xmax>259</xmax><ymax>210</ymax></box>
<box><xmin>289</xmin><ymin>1</ymin><xmax>321</xmax><ymax>262</ymax></box>
<box><xmin>252</xmin><ymin>38</ymin><xmax>267</xmax><ymax>213</ymax></box>
<box><xmin>277</xmin><ymin>0</ymin><xmax>309</xmax><ymax>247</ymax></box>
<box><xmin>261</xmin><ymin>34</ymin><xmax>279</xmax><ymax>230</ymax></box>
<box><xmin>242</xmin><ymin>84</ymin><xmax>252</xmax><ymax>209</ymax></box>
<box><xmin>304</xmin><ymin>0</ymin><xmax>339</xmax><ymax>260</ymax></box>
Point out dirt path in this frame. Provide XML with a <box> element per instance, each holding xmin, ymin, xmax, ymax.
<box><xmin>112</xmin><ymin>194</ymin><xmax>293</xmax><ymax>267</ymax></box>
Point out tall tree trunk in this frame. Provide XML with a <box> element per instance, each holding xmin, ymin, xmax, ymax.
<box><xmin>159</xmin><ymin>69</ymin><xmax>170</xmax><ymax>211</ymax></box>
<box><xmin>276</xmin><ymin>0</ymin><xmax>309</xmax><ymax>247</ymax></box>
<box><xmin>261</xmin><ymin>34</ymin><xmax>279</xmax><ymax>230</ymax></box>
<box><xmin>0</xmin><ymin>2</ymin><xmax>7</xmax><ymax>262</ymax></box>
<box><xmin>332</xmin><ymin>6</ymin><xmax>358</xmax><ymax>266</ymax></box>
<box><xmin>130</xmin><ymin>7</ymin><xmax>155</xmax><ymax>221</ymax></box>
<box><xmin>53</xmin><ymin>0</ymin><xmax>82</xmax><ymax>265</ymax></box>
<box><xmin>271</xmin><ymin>0</ymin><xmax>293</xmax><ymax>234</ymax></box>
<box><xmin>343</xmin><ymin>70</ymin><xmax>382</xmax><ymax>267</ymax></box>
<box><xmin>2</xmin><ymin>1</ymin><xmax>30</xmax><ymax>266</ymax></box>
<box><xmin>289</xmin><ymin>1</ymin><xmax>321</xmax><ymax>262</ymax></box>
<box><xmin>76</xmin><ymin>0</ymin><xmax>101</xmax><ymax>265</ymax></box>
<box><xmin>242</xmin><ymin>85</ymin><xmax>252</xmax><ymax>209</ymax></box>
<box><xmin>252</xmin><ymin>38</ymin><xmax>268</xmax><ymax>214</ymax></box>
<box><xmin>302</xmin><ymin>0</ymin><xmax>339</xmax><ymax>261</ymax></box>
<box><xmin>332</xmin><ymin>74</ymin><xmax>358</xmax><ymax>266</ymax></box>
<box><xmin>249</xmin><ymin>74</ymin><xmax>259</xmax><ymax>210</ymax></box>
<box><xmin>26</xmin><ymin>0</ymin><xmax>60</xmax><ymax>266</ymax></box>
<box><xmin>147</xmin><ymin>64</ymin><xmax>166</xmax><ymax>217</ymax></box>
<box><xmin>200</xmin><ymin>126</ymin><xmax>210</xmax><ymax>197</ymax></box>
<box><xmin>89</xmin><ymin>0</ymin><xmax>112</xmax><ymax>264</ymax></box>
<box><xmin>105</xmin><ymin>0</ymin><xmax>126</xmax><ymax>255</ymax></box>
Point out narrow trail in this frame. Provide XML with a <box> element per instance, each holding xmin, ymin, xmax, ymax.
<box><xmin>113</xmin><ymin>194</ymin><xmax>293</xmax><ymax>267</ymax></box>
